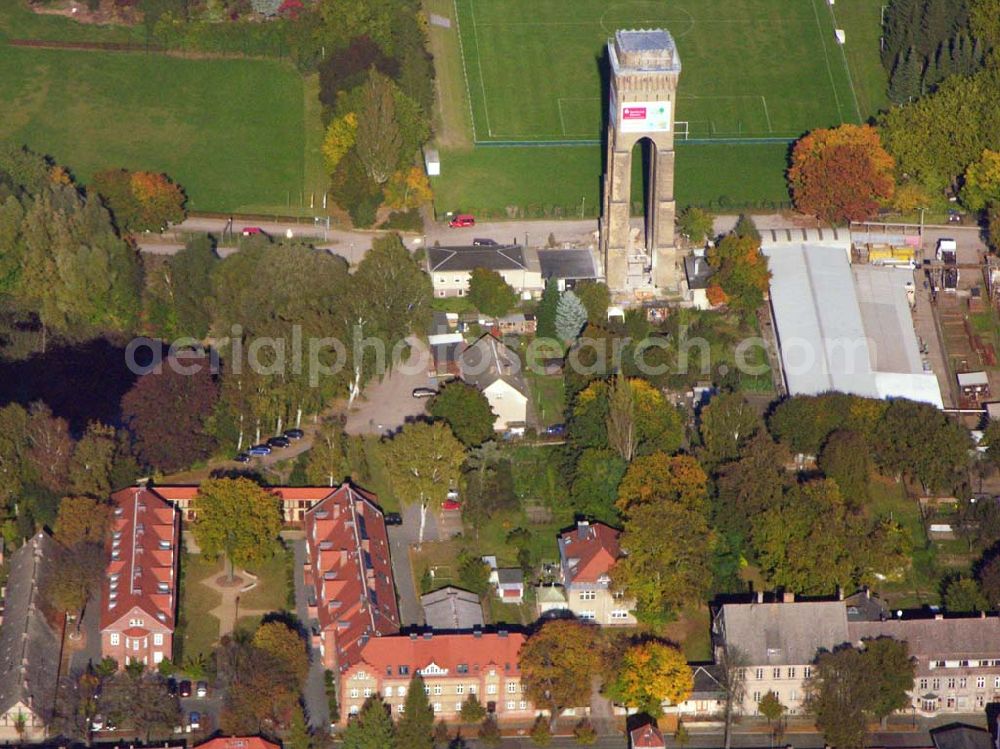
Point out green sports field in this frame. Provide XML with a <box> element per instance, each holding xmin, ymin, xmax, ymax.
<box><xmin>0</xmin><ymin>2</ymin><xmax>326</xmax><ymax>214</ymax></box>
<box><xmin>454</xmin><ymin>0</ymin><xmax>861</xmax><ymax>142</ymax></box>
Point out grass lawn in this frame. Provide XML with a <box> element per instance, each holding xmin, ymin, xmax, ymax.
<box><xmin>0</xmin><ymin>0</ymin><xmax>145</xmax><ymax>43</ymax></box>
<box><xmin>432</xmin><ymin>141</ymin><xmax>792</xmax><ymax>217</ymax></box>
<box><xmin>240</xmin><ymin>543</ymin><xmax>295</xmax><ymax>612</ymax></box>
<box><xmin>526</xmin><ymin>371</ymin><xmax>566</xmax><ymax>428</ymax></box>
<box><xmin>454</xmin><ymin>0</ymin><xmax>859</xmax><ymax>142</ymax></box>
<box><xmin>177</xmin><ymin>553</ymin><xmax>223</xmax><ymax>664</ymax></box>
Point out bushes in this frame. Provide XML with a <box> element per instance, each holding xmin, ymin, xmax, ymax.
<box><xmin>381</xmin><ymin>208</ymin><xmax>423</xmax><ymax>231</ymax></box>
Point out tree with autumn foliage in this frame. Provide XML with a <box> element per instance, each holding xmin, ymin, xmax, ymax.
<box><xmin>960</xmin><ymin>149</ymin><xmax>1000</xmax><ymax>211</ymax></box>
<box><xmin>252</xmin><ymin>619</ymin><xmax>309</xmax><ymax>686</ymax></box>
<box><xmin>91</xmin><ymin>168</ymin><xmax>186</xmax><ymax>233</ymax></box>
<box><xmin>607</xmin><ymin>641</ymin><xmax>693</xmax><ymax>717</ymax></box>
<box><xmin>519</xmin><ymin>620</ymin><xmax>600</xmax><ymax>727</ymax></box>
<box><xmin>384</xmin><ymin>166</ymin><xmax>433</xmax><ymax>210</ymax></box>
<box><xmin>322</xmin><ymin>112</ymin><xmax>358</xmax><ymax>172</ymax></box>
<box><xmin>788</xmin><ymin>124</ymin><xmax>895</xmax><ymax>224</ymax></box>
<box><xmin>616</xmin><ymin>453</ymin><xmax>708</xmax><ymax>516</ymax></box>
<box><xmin>706</xmin><ymin>232</ymin><xmax>770</xmax><ymax>317</ymax></box>
<box><xmin>53</xmin><ymin>496</ymin><xmax>112</xmax><ymax>548</ymax></box>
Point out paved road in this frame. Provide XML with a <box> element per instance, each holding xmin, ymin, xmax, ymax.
<box><xmin>388</xmin><ymin>501</ymin><xmax>441</xmax><ymax>627</ymax></box>
<box><xmin>292</xmin><ymin>539</ymin><xmax>331</xmax><ymax>730</ymax></box>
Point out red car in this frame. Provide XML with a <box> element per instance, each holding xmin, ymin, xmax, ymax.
<box><xmin>441</xmin><ymin>499</ymin><xmax>462</xmax><ymax>511</ymax></box>
<box><xmin>448</xmin><ymin>214</ymin><xmax>475</xmax><ymax>228</ymax></box>
<box><xmin>241</xmin><ymin>226</ymin><xmax>264</xmax><ymax>236</ymax></box>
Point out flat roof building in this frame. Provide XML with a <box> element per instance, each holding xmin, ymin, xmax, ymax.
<box><xmin>762</xmin><ymin>230</ymin><xmax>942</xmax><ymax>408</ymax></box>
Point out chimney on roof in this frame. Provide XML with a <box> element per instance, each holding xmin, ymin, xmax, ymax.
<box><xmin>498</xmin><ymin>629</ymin><xmax>508</xmax><ymax>638</ymax></box>
<box><xmin>423</xmin><ymin>632</ymin><xmax>433</xmax><ymax>640</ymax></box>
<box><xmin>782</xmin><ymin>591</ymin><xmax>795</xmax><ymax>604</ymax></box>
<box><xmin>473</xmin><ymin>628</ymin><xmax>482</xmax><ymax>638</ymax></box>
<box><xmin>409</xmin><ymin>632</ymin><xmax>418</xmax><ymax>640</ymax></box>
<box><xmin>577</xmin><ymin>519</ymin><xmax>591</xmax><ymax>538</ymax></box>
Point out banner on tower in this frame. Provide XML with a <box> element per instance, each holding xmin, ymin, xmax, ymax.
<box><xmin>620</xmin><ymin>100</ymin><xmax>672</xmax><ymax>133</ymax></box>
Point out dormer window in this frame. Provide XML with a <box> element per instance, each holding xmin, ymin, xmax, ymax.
<box><xmin>159</xmin><ymin>540</ymin><xmax>171</xmax><ymax>550</ymax></box>
<box><xmin>158</xmin><ymin>582</ymin><xmax>169</xmax><ymax>593</ymax></box>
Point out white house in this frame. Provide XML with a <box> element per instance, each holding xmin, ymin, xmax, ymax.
<box><xmin>459</xmin><ymin>334</ymin><xmax>529</xmax><ymax>432</ymax></box>
<box><xmin>427</xmin><ymin>245</ymin><xmax>543</xmax><ymax>299</ymax></box>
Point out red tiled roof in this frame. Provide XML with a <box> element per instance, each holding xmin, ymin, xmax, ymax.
<box><xmin>352</xmin><ymin>632</ymin><xmax>526</xmax><ymax>678</ymax></box>
<box><xmin>153</xmin><ymin>485</ymin><xmax>339</xmax><ymax>504</ymax></box>
<box><xmin>100</xmin><ymin>487</ymin><xmax>180</xmax><ymax>632</ymax></box>
<box><xmin>558</xmin><ymin>521</ymin><xmax>621</xmax><ymax>584</ymax></box>
<box><xmin>195</xmin><ymin>738</ymin><xmax>279</xmax><ymax>749</ymax></box>
<box><xmin>630</xmin><ymin>723</ymin><xmax>665</xmax><ymax>748</ymax></box>
<box><xmin>304</xmin><ymin>484</ymin><xmax>400</xmax><ymax>670</ymax></box>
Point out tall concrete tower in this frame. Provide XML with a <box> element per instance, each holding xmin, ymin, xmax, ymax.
<box><xmin>600</xmin><ymin>29</ymin><xmax>681</xmax><ymax>295</ymax></box>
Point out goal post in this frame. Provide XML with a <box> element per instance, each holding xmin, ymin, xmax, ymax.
<box><xmin>674</xmin><ymin>121</ymin><xmax>689</xmax><ymax>140</ymax></box>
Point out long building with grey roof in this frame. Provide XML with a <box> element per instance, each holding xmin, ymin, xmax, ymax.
<box><xmin>0</xmin><ymin>531</ymin><xmax>61</xmax><ymax>742</ymax></box>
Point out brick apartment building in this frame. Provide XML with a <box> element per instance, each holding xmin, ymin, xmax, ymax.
<box><xmin>302</xmin><ymin>484</ymin><xmax>400</xmax><ymax>673</ymax></box>
<box><xmin>340</xmin><ymin>631</ymin><xmax>534</xmax><ymax>724</ymax></box>
<box><xmin>100</xmin><ymin>487</ymin><xmax>180</xmax><ymax>667</ymax></box>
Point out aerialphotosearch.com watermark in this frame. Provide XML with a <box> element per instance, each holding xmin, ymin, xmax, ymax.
<box><xmin>124</xmin><ymin>324</ymin><xmax>876</xmax><ymax>385</ymax></box>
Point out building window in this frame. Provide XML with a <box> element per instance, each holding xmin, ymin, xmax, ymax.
<box><xmin>363</xmin><ymin>688</ymin><xmax>372</xmax><ymax>698</ymax></box>
<box><xmin>456</xmin><ymin>685</ymin><xmax>464</xmax><ymax>695</ymax></box>
<box><xmin>433</xmin><ymin>703</ymin><xmax>441</xmax><ymax>713</ymax></box>
<box><xmin>578</xmin><ymin>611</ymin><xmax>595</xmax><ymax>620</ymax></box>
<box><xmin>995</xmin><ymin>676</ymin><xmax>1000</xmax><ymax>689</ymax></box>
<box><xmin>153</xmin><ymin>633</ymin><xmax>163</xmax><ymax>646</ymax></box>
<box><xmin>787</xmin><ymin>668</ymin><xmax>796</xmax><ymax>679</ymax></box>
<box><xmin>384</xmin><ymin>687</ymin><xmax>393</xmax><ymax>698</ymax></box>
<box><xmin>110</xmin><ymin>633</ymin><xmax>120</xmax><ymax>646</ymax></box>
<box><xmin>803</xmin><ymin>667</ymin><xmax>812</xmax><ymax>679</ymax></box>
<box><xmin>487</xmin><ymin>684</ymin><xmax>497</xmax><ymax>695</ymax></box>
<box><xmin>128</xmin><ymin>618</ymin><xmax>144</xmax><ymax>627</ymax></box>
<box><xmin>349</xmin><ymin>706</ymin><xmax>359</xmax><ymax>715</ymax></box>
<box><xmin>958</xmin><ymin>678</ymin><xmax>967</xmax><ymax>689</ymax></box>
<box><xmin>790</xmin><ymin>690</ymin><xmax>798</xmax><ymax>702</ymax></box>
<box><xmin>456</xmin><ymin>702</ymin><xmax>463</xmax><ymax>712</ymax></box>
<box><xmin>946</xmin><ymin>678</ymin><xmax>956</xmax><ymax>689</ymax></box>
<box><xmin>397</xmin><ymin>686</ymin><xmax>407</xmax><ymax>697</ymax></box>
<box><xmin>773</xmin><ymin>668</ymin><xmax>781</xmax><ymax>679</ymax></box>
<box><xmin>919</xmin><ymin>679</ymin><xmax>928</xmax><ymax>690</ymax></box>
<box><xmin>350</xmin><ymin>689</ymin><xmax>359</xmax><ymax>699</ymax></box>
<box><xmin>519</xmin><ymin>701</ymin><xmax>527</xmax><ymax>710</ymax></box>
<box><xmin>755</xmin><ymin>668</ymin><xmax>764</xmax><ymax>680</ymax></box>
<box><xmin>397</xmin><ymin>704</ymin><xmax>405</xmax><ymax>714</ymax></box>
<box><xmin>932</xmin><ymin>679</ymin><xmax>940</xmax><ymax>690</ymax></box>
<box><xmin>507</xmin><ymin>682</ymin><xmax>517</xmax><ymax>693</ymax></box>
<box><xmin>469</xmin><ymin>685</ymin><xmax>477</xmax><ymax>694</ymax></box>
<box><xmin>977</xmin><ymin>677</ymin><xmax>986</xmax><ymax>689</ymax></box>
<box><xmin>610</xmin><ymin>610</ymin><xmax>629</xmax><ymax>620</ymax></box>
<box><xmin>506</xmin><ymin>701</ymin><xmax>515</xmax><ymax>710</ymax></box>
<box><xmin>433</xmin><ymin>685</ymin><xmax>443</xmax><ymax>695</ymax></box>
<box><xmin>752</xmin><ymin>691</ymin><xmax>761</xmax><ymax>704</ymax></box>
<box><xmin>579</xmin><ymin>591</ymin><xmax>596</xmax><ymax>601</ymax></box>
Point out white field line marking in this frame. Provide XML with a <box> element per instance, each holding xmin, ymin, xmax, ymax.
<box><xmin>451</xmin><ymin>0</ymin><xmax>478</xmax><ymax>142</ymax></box>
<box><xmin>761</xmin><ymin>95</ymin><xmax>773</xmax><ymax>132</ymax></box>
<box><xmin>468</xmin><ymin>0</ymin><xmax>493</xmax><ymax>137</ymax></box>
<box><xmin>824</xmin><ymin>0</ymin><xmax>864</xmax><ymax>121</ymax></box>
<box><xmin>810</xmin><ymin>0</ymin><xmax>845</xmax><ymax>123</ymax></box>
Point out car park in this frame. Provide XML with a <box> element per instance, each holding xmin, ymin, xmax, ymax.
<box><xmin>412</xmin><ymin>387</ymin><xmax>438</xmax><ymax>398</ymax></box>
<box><xmin>267</xmin><ymin>436</ymin><xmax>290</xmax><ymax>448</ymax></box>
<box><xmin>283</xmin><ymin>428</ymin><xmax>304</xmax><ymax>440</ymax></box>
<box><xmin>247</xmin><ymin>445</ymin><xmax>271</xmax><ymax>456</ymax></box>
<box><xmin>196</xmin><ymin>681</ymin><xmax>208</xmax><ymax>698</ymax></box>
<box><xmin>179</xmin><ymin>680</ymin><xmax>192</xmax><ymax>698</ymax></box>
<box><xmin>448</xmin><ymin>214</ymin><xmax>475</xmax><ymax>228</ymax></box>
<box><xmin>234</xmin><ymin>452</ymin><xmax>250</xmax><ymax>463</ymax></box>
<box><xmin>167</xmin><ymin>678</ymin><xmax>178</xmax><ymax>696</ymax></box>
<box><xmin>384</xmin><ymin>512</ymin><xmax>403</xmax><ymax>526</ymax></box>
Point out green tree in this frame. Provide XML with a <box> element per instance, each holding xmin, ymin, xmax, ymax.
<box><xmin>889</xmin><ymin>46</ymin><xmax>923</xmax><ymax>103</ymax></box>
<box><xmin>570</xmin><ymin>448</ymin><xmax>626</xmax><ymax>523</ymax></box>
<box><xmin>758</xmin><ymin>691</ymin><xmax>784</xmax><ymax>726</ymax></box>
<box><xmin>519</xmin><ymin>620</ymin><xmax>600</xmax><ymax>726</ymax></box>
<box><xmin>53</xmin><ymin>496</ymin><xmax>111</xmax><ymax>548</ymax></box>
<box><xmin>607</xmin><ymin>641</ymin><xmax>693</xmax><ymax>716</ymax></box>
<box><xmin>478</xmin><ymin>715</ymin><xmax>502</xmax><ymax>747</ymax></box>
<box><xmin>68</xmin><ymin>422</ymin><xmax>116</xmax><ymax>498</ymax></box>
<box><xmin>467</xmin><ymin>268</ymin><xmax>517</xmax><ymax>319</ymax></box>
<box><xmin>530</xmin><ymin>714</ymin><xmax>552</xmax><ymax>746</ymax></box>
<box><xmin>285</xmin><ymin>703</ymin><xmax>312</xmax><ymax>749</ymax></box>
<box><xmin>459</xmin><ymin>693</ymin><xmax>486</xmax><ymax>723</ymax></box>
<box><xmin>354</xmin><ymin>70</ymin><xmax>403</xmax><ymax>184</ymax></box>
<box><xmin>342</xmin><ymin>696</ymin><xmax>396</xmax><ymax>749</ymax></box>
<box><xmin>806</xmin><ymin>648</ymin><xmax>874</xmax><ymax>749</ymax></box>
<box><xmin>988</xmin><ymin>201</ymin><xmax>1000</xmax><ymax>253</ymax></box>
<box><xmin>706</xmin><ymin>232</ymin><xmax>770</xmax><ymax>317</ymax></box>
<box><xmin>677</xmin><ymin>206</ymin><xmax>714</xmax><ymax>244</ymax></box>
<box><xmin>863</xmin><ymin>637</ymin><xmax>915</xmax><ymax>723</ymax></box>
<box><xmin>306</xmin><ymin>417</ymin><xmax>350</xmax><ymax>487</ymax></box>
<box><xmin>613</xmin><ymin>501</ymin><xmax>714</xmax><ymax>623</ymax></box>
<box><xmin>42</xmin><ymin>541</ymin><xmax>104</xmax><ymax>632</ymax></box>
<box><xmin>253</xmin><ymin>620</ymin><xmax>309</xmax><ymax>686</ymax></box>
<box><xmin>818</xmin><ymin>429</ymin><xmax>872</xmax><ymax>508</ymax></box>
<box><xmin>574</xmin><ymin>281</ymin><xmax>611</xmax><ymax>325</ymax></box>
<box><xmin>429</xmin><ymin>381</ymin><xmax>497</xmax><ymax>447</ymax></box>
<box><xmin>732</xmin><ymin>214</ymin><xmax>761</xmax><ymax>242</ymax></box>
<box><xmin>396</xmin><ymin>675</ymin><xmax>434</xmax><ymax>749</ymax></box>
<box><xmin>943</xmin><ymin>575</ymin><xmax>988</xmax><ymax>612</ymax></box>
<box><xmin>555</xmin><ymin>290</ymin><xmax>588</xmax><ymax>341</ymax></box>
<box><xmin>960</xmin><ymin>149</ymin><xmax>1000</xmax><ymax>211</ymax></box>
<box><xmin>162</xmin><ymin>236</ymin><xmax>217</xmax><ymax>339</ymax></box>
<box><xmin>978</xmin><ymin>555</ymin><xmax>1000</xmax><ymax>608</ymax></box>
<box><xmin>874</xmin><ymin>399</ymin><xmax>971</xmax><ymax>492</ymax></box>
<box><xmin>697</xmin><ymin>393</ymin><xmax>762</xmax><ymax>469</ymax></box>
<box><xmin>384</xmin><ymin>421</ymin><xmax>465</xmax><ymax>544</ymax></box>
<box><xmin>98</xmin><ymin>670</ymin><xmax>179</xmax><ymax>742</ymax></box>
<box><xmin>536</xmin><ymin>278</ymin><xmax>560</xmax><ymax>340</ymax></box>
<box><xmin>192</xmin><ymin>478</ymin><xmax>283</xmax><ymax>581</ymax></box>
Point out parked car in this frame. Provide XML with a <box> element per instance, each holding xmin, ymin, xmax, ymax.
<box><xmin>179</xmin><ymin>680</ymin><xmax>192</xmax><ymax>698</ymax></box>
<box><xmin>446</xmin><ymin>489</ymin><xmax>459</xmax><ymax>500</ymax></box>
<box><xmin>105</xmin><ymin>718</ymin><xmax>117</xmax><ymax>732</ymax></box>
<box><xmin>283</xmin><ymin>428</ymin><xmax>305</xmax><ymax>440</ymax></box>
<box><xmin>267</xmin><ymin>436</ymin><xmax>291</xmax><ymax>448</ymax></box>
<box><xmin>442</xmin><ymin>499</ymin><xmax>461</xmax><ymax>511</ymax></box>
<box><xmin>90</xmin><ymin>715</ymin><xmax>105</xmax><ymax>732</ymax></box>
<box><xmin>472</xmin><ymin>237</ymin><xmax>498</xmax><ymax>246</ymax></box>
<box><xmin>187</xmin><ymin>712</ymin><xmax>201</xmax><ymax>732</ymax></box>
<box><xmin>384</xmin><ymin>512</ymin><xmax>403</xmax><ymax>526</ymax></box>
<box><xmin>234</xmin><ymin>452</ymin><xmax>250</xmax><ymax>463</ymax></box>
<box><xmin>166</xmin><ymin>678</ymin><xmax>178</xmax><ymax>696</ymax></box>
<box><xmin>544</xmin><ymin>423</ymin><xmax>566</xmax><ymax>436</ymax></box>
<box><xmin>241</xmin><ymin>226</ymin><xmax>264</xmax><ymax>236</ymax></box>
<box><xmin>247</xmin><ymin>444</ymin><xmax>272</xmax><ymax>456</ymax></box>
<box><xmin>412</xmin><ymin>387</ymin><xmax>438</xmax><ymax>398</ymax></box>
<box><xmin>948</xmin><ymin>210</ymin><xmax>962</xmax><ymax>224</ymax></box>
<box><xmin>196</xmin><ymin>681</ymin><xmax>208</xmax><ymax>698</ymax></box>
<box><xmin>448</xmin><ymin>214</ymin><xmax>475</xmax><ymax>228</ymax></box>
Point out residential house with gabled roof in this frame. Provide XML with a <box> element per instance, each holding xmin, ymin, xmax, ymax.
<box><xmin>101</xmin><ymin>487</ymin><xmax>180</xmax><ymax>668</ymax></box>
<box><xmin>340</xmin><ymin>630</ymin><xmax>534</xmax><ymax>724</ymax></box>
<box><xmin>458</xmin><ymin>333</ymin><xmax>528</xmax><ymax>432</ymax></box>
<box><xmin>427</xmin><ymin>245</ymin><xmax>542</xmax><ymax>299</ymax></box>
<box><xmin>194</xmin><ymin>737</ymin><xmax>280</xmax><ymax>749</ymax></box>
<box><xmin>0</xmin><ymin>531</ymin><xmax>61</xmax><ymax>741</ymax></box>
<box><xmin>550</xmin><ymin>520</ymin><xmax>635</xmax><ymax>626</ymax></box>
<box><xmin>630</xmin><ymin>722</ymin><xmax>666</xmax><ymax>749</ymax></box>
<box><xmin>421</xmin><ymin>587</ymin><xmax>484</xmax><ymax>632</ymax></box>
<box><xmin>302</xmin><ymin>484</ymin><xmax>400</xmax><ymax>673</ymax></box>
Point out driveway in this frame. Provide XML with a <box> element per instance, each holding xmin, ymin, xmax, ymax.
<box><xmin>344</xmin><ymin>339</ymin><xmax>436</xmax><ymax>436</ymax></box>
<box><xmin>67</xmin><ymin>590</ymin><xmax>102</xmax><ymax>675</ymax></box>
<box><xmin>292</xmin><ymin>539</ymin><xmax>330</xmax><ymax>730</ymax></box>
<box><xmin>388</xmin><ymin>501</ymin><xmax>441</xmax><ymax>627</ymax></box>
